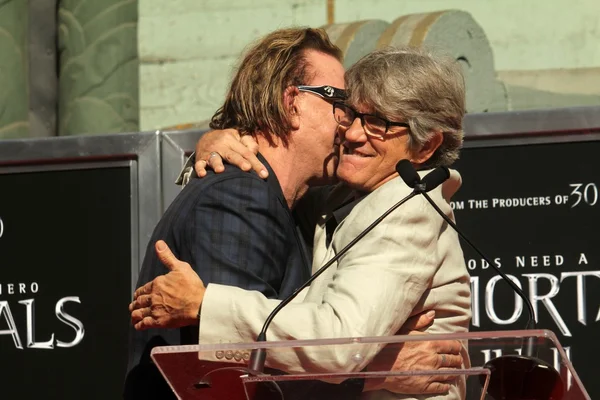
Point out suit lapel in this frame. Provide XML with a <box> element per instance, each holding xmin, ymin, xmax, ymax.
<box><xmin>312</xmin><ymin>184</ymin><xmax>357</xmax><ymax>273</ymax></box>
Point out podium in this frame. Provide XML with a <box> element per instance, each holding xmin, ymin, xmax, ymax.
<box><xmin>151</xmin><ymin>329</ymin><xmax>590</xmax><ymax>399</ymax></box>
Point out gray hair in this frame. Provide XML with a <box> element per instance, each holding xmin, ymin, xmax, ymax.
<box><xmin>345</xmin><ymin>47</ymin><xmax>466</xmax><ymax>168</ymax></box>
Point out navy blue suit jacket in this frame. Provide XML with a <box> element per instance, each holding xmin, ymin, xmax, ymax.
<box><xmin>124</xmin><ymin>155</ymin><xmax>311</xmax><ymax>399</ymax></box>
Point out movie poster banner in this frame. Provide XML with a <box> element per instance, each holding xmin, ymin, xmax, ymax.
<box><xmin>0</xmin><ymin>167</ymin><xmax>132</xmax><ymax>399</ymax></box>
<box><xmin>452</xmin><ymin>137</ymin><xmax>600</xmax><ymax>399</ymax></box>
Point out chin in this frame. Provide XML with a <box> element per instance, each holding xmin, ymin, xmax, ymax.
<box><xmin>337</xmin><ymin>174</ymin><xmax>360</xmax><ymax>191</ymax></box>
<box><xmin>337</xmin><ymin>170</ymin><xmax>373</xmax><ymax>192</ymax></box>
<box><xmin>336</xmin><ymin>165</ymin><xmax>353</xmax><ymax>182</ymax></box>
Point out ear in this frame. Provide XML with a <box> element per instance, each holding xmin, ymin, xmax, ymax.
<box><xmin>412</xmin><ymin>130</ymin><xmax>443</xmax><ymax>165</ymax></box>
<box><xmin>283</xmin><ymin>86</ymin><xmax>301</xmax><ymax>130</ymax></box>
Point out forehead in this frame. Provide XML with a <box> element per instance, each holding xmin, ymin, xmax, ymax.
<box><xmin>304</xmin><ymin>50</ymin><xmax>345</xmax><ymax>88</ymax></box>
<box><xmin>349</xmin><ymin>101</ymin><xmax>377</xmax><ymax>115</ymax></box>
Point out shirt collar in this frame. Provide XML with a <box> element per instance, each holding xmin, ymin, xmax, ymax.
<box><xmin>330</xmin><ymin>191</ymin><xmax>366</xmax><ymax>225</ymax></box>
<box><xmin>257</xmin><ymin>152</ymin><xmax>291</xmax><ymax>211</ymax></box>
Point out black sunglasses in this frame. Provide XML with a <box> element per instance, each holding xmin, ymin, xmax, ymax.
<box><xmin>297</xmin><ymin>85</ymin><xmax>347</xmax><ymax>100</ymax></box>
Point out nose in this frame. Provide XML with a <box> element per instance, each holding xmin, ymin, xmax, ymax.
<box><xmin>342</xmin><ymin>117</ymin><xmax>367</xmax><ymax>143</ymax></box>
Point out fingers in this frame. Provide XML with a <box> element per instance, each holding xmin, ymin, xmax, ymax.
<box><xmin>130</xmin><ymin>307</ymin><xmax>146</xmax><ymax>323</ymax></box>
<box><xmin>379</xmin><ymin>373</ymin><xmax>457</xmax><ymax>395</ymax></box>
<box><xmin>195</xmin><ymin>129</ymin><xmax>241</xmax><ymax>160</ymax></box>
<box><xmin>434</xmin><ymin>339</ymin><xmax>462</xmax><ymax>355</ymax></box>
<box><xmin>432</xmin><ymin>340</ymin><xmax>463</xmax><ymax>369</ymax></box>
<box><xmin>129</xmin><ymin>294</ymin><xmax>152</xmax><ymax>311</ymax></box>
<box><xmin>134</xmin><ymin>316</ymin><xmax>161</xmax><ymax>331</ymax></box>
<box><xmin>240</xmin><ymin>136</ymin><xmax>268</xmax><ymax>178</ymax></box>
<box><xmin>192</xmin><ymin>129</ymin><xmax>266</xmax><ymax>178</ymax></box>
<box><xmin>401</xmin><ymin>310</ymin><xmax>435</xmax><ymax>333</ymax></box>
<box><xmin>206</xmin><ymin>152</ymin><xmax>225</xmax><ymax>173</ymax></box>
<box><xmin>195</xmin><ymin>151</ymin><xmax>226</xmax><ymax>176</ymax></box>
<box><xmin>240</xmin><ymin>135</ymin><xmax>259</xmax><ymax>154</ymax></box>
<box><xmin>194</xmin><ymin>159</ymin><xmax>208</xmax><ymax>177</ymax></box>
<box><xmin>130</xmin><ymin>301</ymin><xmax>163</xmax><ymax>330</ymax></box>
<box><xmin>439</xmin><ymin>354</ymin><xmax>463</xmax><ymax>369</ymax></box>
<box><xmin>422</xmin><ymin>381</ymin><xmax>451</xmax><ymax>395</ymax></box>
<box><xmin>155</xmin><ymin>240</ymin><xmax>183</xmax><ymax>272</ymax></box>
<box><xmin>219</xmin><ymin>140</ymin><xmax>267</xmax><ymax>178</ymax></box>
<box><xmin>194</xmin><ymin>128</ymin><xmax>243</xmax><ymax>175</ymax></box>
<box><xmin>132</xmin><ymin>281</ymin><xmax>152</xmax><ymax>302</ymax></box>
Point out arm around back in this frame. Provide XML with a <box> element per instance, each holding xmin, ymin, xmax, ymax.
<box><xmin>198</xmin><ymin>177</ymin><xmax>453</xmax><ymax>374</ymax></box>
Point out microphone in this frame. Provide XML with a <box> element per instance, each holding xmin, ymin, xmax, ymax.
<box><xmin>419</xmin><ymin>166</ymin><xmax>450</xmax><ymax>192</ymax></box>
<box><xmin>396</xmin><ymin>159</ymin><xmax>421</xmax><ymax>188</ymax></box>
<box><xmin>396</xmin><ymin>159</ymin><xmax>449</xmax><ymax>193</ymax></box>
<box><xmin>396</xmin><ymin>160</ymin><xmax>564</xmax><ymax>400</ymax></box>
<box><xmin>248</xmin><ymin>170</ymin><xmax>423</xmax><ymax>373</ymax></box>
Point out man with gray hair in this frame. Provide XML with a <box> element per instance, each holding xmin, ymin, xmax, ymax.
<box><xmin>132</xmin><ymin>46</ymin><xmax>471</xmax><ymax>399</ymax></box>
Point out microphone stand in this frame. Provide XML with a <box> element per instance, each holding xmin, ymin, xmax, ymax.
<box><xmin>403</xmin><ymin>162</ymin><xmax>564</xmax><ymax>400</ymax></box>
<box><xmin>416</xmin><ymin>184</ymin><xmax>536</xmax><ymax>356</ymax></box>
<box><xmin>248</xmin><ymin>190</ymin><xmax>420</xmax><ymax>373</ymax></box>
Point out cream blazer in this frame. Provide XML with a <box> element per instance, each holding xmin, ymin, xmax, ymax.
<box><xmin>199</xmin><ymin>170</ymin><xmax>472</xmax><ymax>399</ymax></box>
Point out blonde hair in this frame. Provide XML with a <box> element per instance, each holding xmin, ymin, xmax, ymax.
<box><xmin>210</xmin><ymin>28</ymin><xmax>343</xmax><ymax>146</ymax></box>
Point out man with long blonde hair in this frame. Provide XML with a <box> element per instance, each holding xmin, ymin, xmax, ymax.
<box><xmin>125</xmin><ymin>27</ymin><xmax>348</xmax><ymax>399</ymax></box>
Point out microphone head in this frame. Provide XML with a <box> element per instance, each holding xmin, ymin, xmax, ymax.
<box><xmin>396</xmin><ymin>160</ymin><xmax>421</xmax><ymax>188</ymax></box>
<box><xmin>421</xmin><ymin>166</ymin><xmax>450</xmax><ymax>192</ymax></box>
<box><xmin>481</xmin><ymin>355</ymin><xmax>565</xmax><ymax>400</ymax></box>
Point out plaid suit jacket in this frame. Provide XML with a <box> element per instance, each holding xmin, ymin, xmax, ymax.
<box><xmin>124</xmin><ymin>154</ymin><xmax>311</xmax><ymax>399</ymax></box>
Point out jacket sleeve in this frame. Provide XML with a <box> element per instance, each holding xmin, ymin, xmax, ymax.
<box><xmin>198</xmin><ymin>187</ymin><xmax>444</xmax><ymax>374</ymax></box>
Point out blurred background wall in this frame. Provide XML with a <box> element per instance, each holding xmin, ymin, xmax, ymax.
<box><xmin>0</xmin><ymin>0</ymin><xmax>29</xmax><ymax>138</ymax></box>
<box><xmin>138</xmin><ymin>0</ymin><xmax>600</xmax><ymax>130</ymax></box>
<box><xmin>0</xmin><ymin>0</ymin><xmax>138</xmax><ymax>138</ymax></box>
<box><xmin>1</xmin><ymin>0</ymin><xmax>598</xmax><ymax>137</ymax></box>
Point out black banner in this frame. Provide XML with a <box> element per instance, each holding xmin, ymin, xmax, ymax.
<box><xmin>453</xmin><ymin>138</ymin><xmax>600</xmax><ymax>398</ymax></box>
<box><xmin>0</xmin><ymin>167</ymin><xmax>132</xmax><ymax>399</ymax></box>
